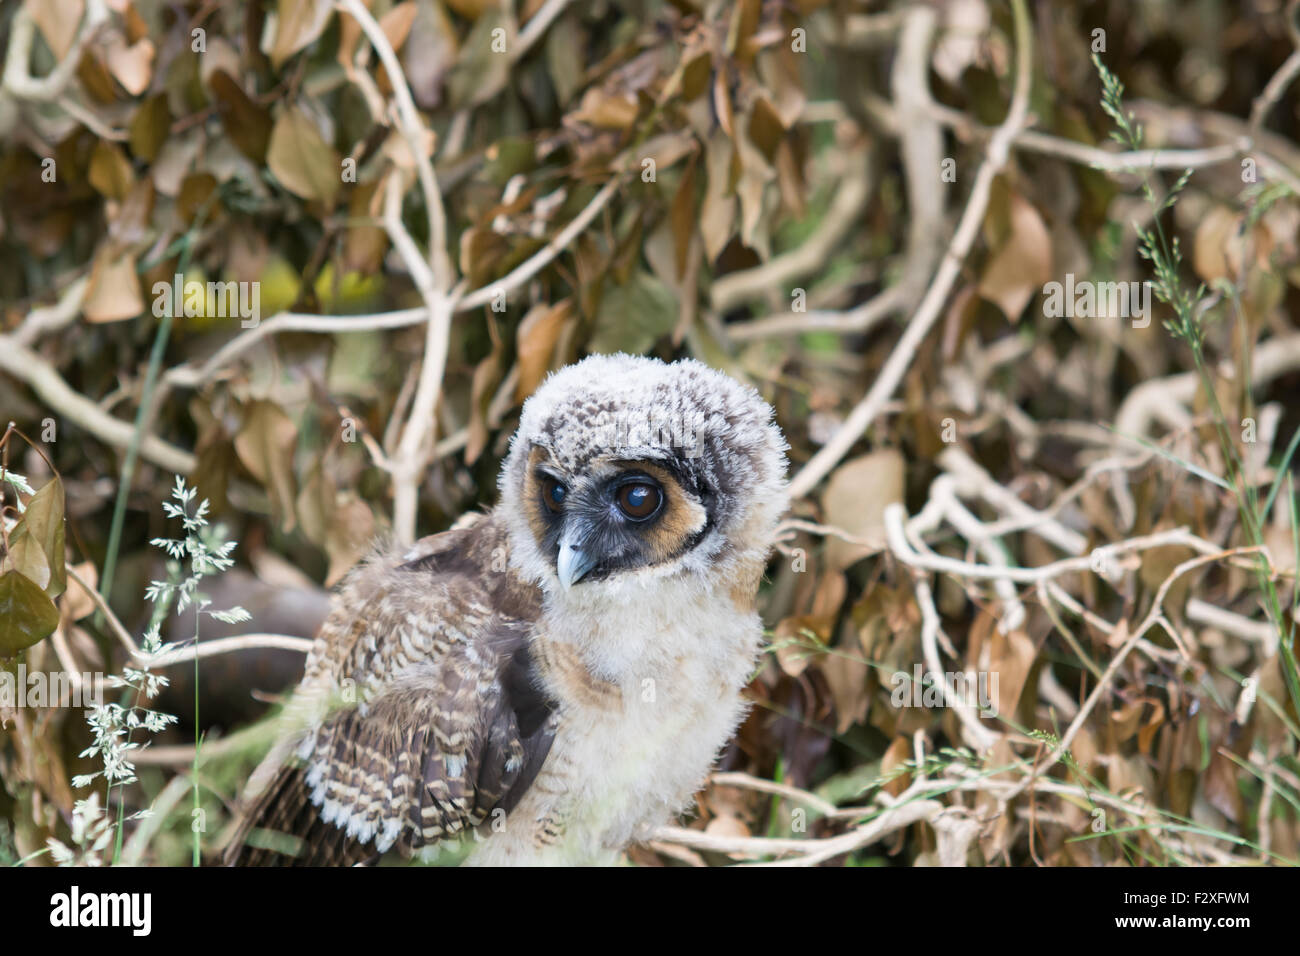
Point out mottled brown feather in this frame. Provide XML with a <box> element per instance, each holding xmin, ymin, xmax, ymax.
<box><xmin>224</xmin><ymin>513</ymin><xmax>555</xmax><ymax>866</ymax></box>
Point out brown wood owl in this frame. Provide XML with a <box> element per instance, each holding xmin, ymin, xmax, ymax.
<box><xmin>224</xmin><ymin>354</ymin><xmax>788</xmax><ymax>865</ymax></box>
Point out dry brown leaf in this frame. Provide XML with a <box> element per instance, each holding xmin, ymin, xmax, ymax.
<box><xmin>1137</xmin><ymin>543</ymin><xmax>1198</xmax><ymax>617</ymax></box>
<box><xmin>444</xmin><ymin>0</ymin><xmax>496</xmax><ymax>18</ymax></box>
<box><xmin>270</xmin><ymin>0</ymin><xmax>334</xmax><ymax>69</ymax></box>
<box><xmin>210</xmin><ymin>71</ymin><xmax>272</xmax><ymax>163</ymax></box>
<box><xmin>571</xmin><ymin>88</ymin><xmax>640</xmax><ymax>130</ymax></box>
<box><xmin>821</xmin><ymin>449</ymin><xmax>903</xmax><ymax>572</ymax></box>
<box><xmin>234</xmin><ymin>401</ymin><xmax>299</xmax><ymax>532</ymax></box>
<box><xmin>735</xmin><ymin>145</ymin><xmax>771</xmax><ymax>251</ymax></box>
<box><xmin>987</xmin><ymin>627</ymin><xmax>1036</xmax><ymax>720</ymax></box>
<box><xmin>1110</xmin><ymin>696</ymin><xmax>1146</xmax><ymax>743</ymax></box>
<box><xmin>680</xmin><ymin>49</ymin><xmax>711</xmax><ymax>101</ymax></box>
<box><xmin>403</xmin><ymin>0</ymin><xmax>458</xmax><ymax>109</ymax></box>
<box><xmin>199</xmin><ymin>37</ymin><xmax>242</xmax><ymax>91</ymax></box>
<box><xmin>727</xmin><ymin>0</ymin><xmax>761</xmax><ymax>65</ymax></box>
<box><xmin>465</xmin><ymin>335</ymin><xmax>505</xmax><ymax>465</ymax></box>
<box><xmin>822</xmin><ymin>647</ymin><xmax>870</xmax><ymax>733</ymax></box>
<box><xmin>62</xmin><ymin>562</ymin><xmax>98</xmax><ymax>621</ymax></box>
<box><xmin>374</xmin><ymin>2</ymin><xmax>420</xmax><ymax>94</ymax></box>
<box><xmin>295</xmin><ymin>465</ymin><xmax>331</xmax><ymax>547</ymax></box>
<box><xmin>103</xmin><ymin>33</ymin><xmax>154</xmax><ymax>95</ymax></box>
<box><xmin>747</xmin><ymin>95</ymin><xmax>785</xmax><ymax>162</ymax></box>
<box><xmin>978</xmin><ymin>192</ymin><xmax>1052</xmax><ymax>322</ymax></box>
<box><xmin>515</xmin><ymin>300</ymin><xmax>573</xmax><ymax>402</ymax></box>
<box><xmin>772</xmin><ymin>614</ymin><xmax>828</xmax><ymax>677</ymax></box>
<box><xmin>27</xmin><ymin>0</ymin><xmax>83</xmax><ymax>60</ymax></box>
<box><xmin>670</xmin><ymin>154</ymin><xmax>698</xmax><ymax>279</ymax></box>
<box><xmin>700</xmin><ymin>131</ymin><xmax>735</xmax><ymax>261</ymax></box>
<box><xmin>380</xmin><ymin>2</ymin><xmax>418</xmax><ymax>52</ymax></box>
<box><xmin>712</xmin><ymin>67</ymin><xmax>734</xmax><ymax>138</ymax></box>
<box><xmin>88</xmin><ymin>141</ymin><xmax>133</xmax><ymax>200</ymax></box>
<box><xmin>127</xmin><ymin>93</ymin><xmax>170</xmax><ymax>162</ymax></box>
<box><xmin>1192</xmin><ymin>204</ymin><xmax>1244</xmax><ymax>283</ymax></box>
<box><xmin>880</xmin><ymin>735</ymin><xmax>912</xmax><ymax>798</ymax></box>
<box><xmin>77</xmin><ymin>45</ymin><xmax>118</xmax><ymax>103</ymax></box>
<box><xmin>703</xmin><ymin>814</ymin><xmax>750</xmax><ymax>839</ymax></box>
<box><xmin>458</xmin><ymin>226</ymin><xmax>510</xmax><ymax>288</ymax></box>
<box><xmin>83</xmin><ymin>245</ymin><xmax>142</xmax><ymax>322</ymax></box>
<box><xmin>343</xmin><ymin>182</ymin><xmax>389</xmax><ymax>274</ymax></box>
<box><xmin>638</xmin><ymin>131</ymin><xmax>697</xmax><ymax>173</ymax></box>
<box><xmin>381</xmin><ymin>125</ymin><xmax>437</xmax><ymax>173</ymax></box>
<box><xmin>1136</xmin><ymin>699</ymin><xmax>1165</xmax><ymax>753</ymax></box>
<box><xmin>267</xmin><ymin>105</ymin><xmax>341</xmax><ymax>205</ymax></box>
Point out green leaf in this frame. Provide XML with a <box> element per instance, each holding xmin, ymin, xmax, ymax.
<box><xmin>4</xmin><ymin>526</ymin><xmax>50</xmax><ymax>593</ymax></box>
<box><xmin>0</xmin><ymin>570</ymin><xmax>60</xmax><ymax>655</ymax></box>
<box><xmin>445</xmin><ymin>12</ymin><xmax>511</xmax><ymax>108</ymax></box>
<box><xmin>589</xmin><ymin>271</ymin><xmax>678</xmax><ymax>354</ymax></box>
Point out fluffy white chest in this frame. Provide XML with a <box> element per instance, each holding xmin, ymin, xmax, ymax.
<box><xmin>467</xmin><ymin>583</ymin><xmax>763</xmax><ymax>865</ymax></box>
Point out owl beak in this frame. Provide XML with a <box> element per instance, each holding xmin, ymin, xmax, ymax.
<box><xmin>556</xmin><ymin>532</ymin><xmax>598</xmax><ymax>590</ymax></box>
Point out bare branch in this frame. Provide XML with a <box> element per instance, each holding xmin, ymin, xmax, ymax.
<box><xmin>0</xmin><ymin>335</ymin><xmax>195</xmax><ymax>475</ymax></box>
<box><xmin>335</xmin><ymin>0</ymin><xmax>452</xmax><ymax>288</ymax></box>
<box><xmin>136</xmin><ymin>633</ymin><xmax>315</xmax><ymax>670</ymax></box>
<box><xmin>2</xmin><ymin>1</ymin><xmax>108</xmax><ymax>102</ymax></box>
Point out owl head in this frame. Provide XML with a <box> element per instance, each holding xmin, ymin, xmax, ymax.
<box><xmin>499</xmin><ymin>354</ymin><xmax>788</xmax><ymax>600</ymax></box>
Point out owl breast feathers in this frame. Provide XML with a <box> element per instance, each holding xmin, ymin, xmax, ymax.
<box><xmin>225</xmin><ymin>354</ymin><xmax>788</xmax><ymax>866</ymax></box>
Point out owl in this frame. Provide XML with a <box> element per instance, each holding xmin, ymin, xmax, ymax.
<box><xmin>224</xmin><ymin>353</ymin><xmax>789</xmax><ymax>865</ymax></box>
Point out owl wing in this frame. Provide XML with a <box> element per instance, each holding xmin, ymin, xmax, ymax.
<box><xmin>223</xmin><ymin>514</ymin><xmax>555</xmax><ymax>866</ymax></box>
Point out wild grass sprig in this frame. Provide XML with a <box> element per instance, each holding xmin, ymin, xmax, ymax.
<box><xmin>64</xmin><ymin>476</ymin><xmax>247</xmax><ymax>865</ymax></box>
<box><xmin>146</xmin><ymin>476</ymin><xmax>249</xmax><ymax>865</ymax></box>
<box><xmin>1094</xmin><ymin>53</ymin><xmax>1300</xmax><ymax>718</ymax></box>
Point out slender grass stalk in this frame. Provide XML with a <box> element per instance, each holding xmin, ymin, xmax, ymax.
<box><xmin>1093</xmin><ymin>53</ymin><xmax>1300</xmax><ymax>718</ymax></box>
<box><xmin>97</xmin><ymin>207</ymin><xmax>219</xmax><ymax>862</ymax></box>
<box><xmin>98</xmin><ymin>206</ymin><xmax>211</xmax><ymax>610</ymax></box>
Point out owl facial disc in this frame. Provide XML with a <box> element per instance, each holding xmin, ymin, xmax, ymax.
<box><xmin>499</xmin><ymin>353</ymin><xmax>789</xmax><ymax>596</ymax></box>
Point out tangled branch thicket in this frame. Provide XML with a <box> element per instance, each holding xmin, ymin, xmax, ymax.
<box><xmin>2</xmin><ymin>0</ymin><xmax>1299</xmax><ymax>866</ymax></box>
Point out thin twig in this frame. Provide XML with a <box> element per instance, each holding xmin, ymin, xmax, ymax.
<box><xmin>651</xmin><ymin>797</ymin><xmax>942</xmax><ymax>865</ymax></box>
<box><xmin>728</xmin><ymin>6</ymin><xmax>941</xmax><ymax>341</ymax></box>
<box><xmin>1003</xmin><ymin>546</ymin><xmax>1262</xmax><ymax>800</ymax></box>
<box><xmin>161</xmin><ymin>177</ymin><xmax>624</xmax><ymax>392</ymax></box>
<box><xmin>67</xmin><ymin>565</ymin><xmax>139</xmax><ymax>656</ymax></box>
<box><xmin>336</xmin><ymin>0</ymin><xmax>451</xmax><ymax>287</ymax></box>
<box><xmin>136</xmin><ymin>633</ymin><xmax>315</xmax><ymax>669</ymax></box>
<box><xmin>709</xmin><ymin>771</ymin><xmax>838</xmax><ymax>816</ymax></box>
<box><xmin>2</xmin><ymin>1</ymin><xmax>107</xmax><ymax>102</ymax></box>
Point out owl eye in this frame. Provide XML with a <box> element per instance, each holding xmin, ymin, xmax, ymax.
<box><xmin>615</xmin><ymin>482</ymin><xmax>662</xmax><ymax>521</ymax></box>
<box><xmin>541</xmin><ymin>476</ymin><xmax>567</xmax><ymax>512</ymax></box>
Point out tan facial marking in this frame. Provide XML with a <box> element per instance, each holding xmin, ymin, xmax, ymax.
<box><xmin>521</xmin><ymin>446</ymin><xmax>553</xmax><ymax>547</ymax></box>
<box><xmin>619</xmin><ymin>461</ymin><xmax>708</xmax><ymax>565</ymax></box>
